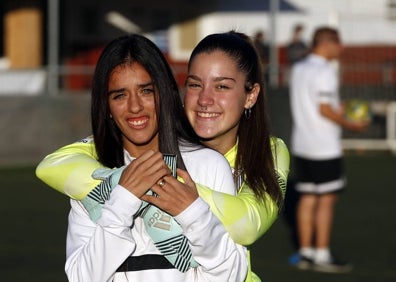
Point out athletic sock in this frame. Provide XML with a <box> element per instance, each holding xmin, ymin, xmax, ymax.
<box><xmin>299</xmin><ymin>247</ymin><xmax>315</xmax><ymax>259</ymax></box>
<box><xmin>314</xmin><ymin>247</ymin><xmax>331</xmax><ymax>263</ymax></box>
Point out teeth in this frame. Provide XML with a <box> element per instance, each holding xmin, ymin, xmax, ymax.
<box><xmin>128</xmin><ymin>119</ymin><xmax>147</xmax><ymax>126</ymax></box>
<box><xmin>197</xmin><ymin>112</ymin><xmax>219</xmax><ymax>118</ymax></box>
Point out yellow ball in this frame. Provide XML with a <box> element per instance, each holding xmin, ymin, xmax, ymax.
<box><xmin>345</xmin><ymin>100</ymin><xmax>371</xmax><ymax>122</ymax></box>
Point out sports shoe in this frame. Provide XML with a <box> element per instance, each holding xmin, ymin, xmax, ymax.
<box><xmin>295</xmin><ymin>256</ymin><xmax>314</xmax><ymax>270</ymax></box>
<box><xmin>287</xmin><ymin>252</ymin><xmax>301</xmax><ymax>265</ymax></box>
<box><xmin>312</xmin><ymin>257</ymin><xmax>353</xmax><ymax>273</ymax></box>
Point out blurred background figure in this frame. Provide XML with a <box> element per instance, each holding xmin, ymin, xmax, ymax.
<box><xmin>286</xmin><ymin>24</ymin><xmax>309</xmax><ymax>66</ymax></box>
<box><xmin>289</xmin><ymin>26</ymin><xmax>368</xmax><ymax>274</ymax></box>
<box><xmin>253</xmin><ymin>30</ymin><xmax>270</xmax><ymax>84</ymax></box>
<box><xmin>283</xmin><ymin>23</ymin><xmax>309</xmax><ymax>265</ymax></box>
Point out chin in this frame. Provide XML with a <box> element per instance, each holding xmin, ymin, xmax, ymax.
<box><xmin>196</xmin><ymin>130</ymin><xmax>216</xmax><ymax>141</ymax></box>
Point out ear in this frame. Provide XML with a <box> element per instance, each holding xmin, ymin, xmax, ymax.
<box><xmin>244</xmin><ymin>83</ymin><xmax>260</xmax><ymax>109</ymax></box>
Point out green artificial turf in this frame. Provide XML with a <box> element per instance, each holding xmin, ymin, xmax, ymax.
<box><xmin>251</xmin><ymin>152</ymin><xmax>396</xmax><ymax>282</ymax></box>
<box><xmin>0</xmin><ymin>152</ymin><xmax>395</xmax><ymax>281</ymax></box>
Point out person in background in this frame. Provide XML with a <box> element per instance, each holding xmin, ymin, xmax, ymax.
<box><xmin>36</xmin><ymin>31</ymin><xmax>290</xmax><ymax>282</ymax></box>
<box><xmin>286</xmin><ymin>24</ymin><xmax>309</xmax><ymax>66</ymax></box>
<box><xmin>253</xmin><ymin>30</ymin><xmax>270</xmax><ymax>84</ymax></box>
<box><xmin>37</xmin><ymin>34</ymin><xmax>247</xmax><ymax>281</ymax></box>
<box><xmin>284</xmin><ymin>23</ymin><xmax>309</xmax><ymax>265</ymax></box>
<box><xmin>289</xmin><ymin>26</ymin><xmax>368</xmax><ymax>273</ymax></box>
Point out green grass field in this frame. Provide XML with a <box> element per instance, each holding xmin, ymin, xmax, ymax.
<box><xmin>1</xmin><ymin>152</ymin><xmax>395</xmax><ymax>282</ymax></box>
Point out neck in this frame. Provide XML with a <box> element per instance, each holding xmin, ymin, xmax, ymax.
<box><xmin>313</xmin><ymin>49</ymin><xmax>332</xmax><ymax>61</ymax></box>
<box><xmin>201</xmin><ymin>136</ymin><xmax>236</xmax><ymax>155</ymax></box>
<box><xmin>123</xmin><ymin>137</ymin><xmax>159</xmax><ymax>158</ymax></box>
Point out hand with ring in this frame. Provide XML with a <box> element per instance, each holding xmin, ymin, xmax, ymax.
<box><xmin>158</xmin><ymin>178</ymin><xmax>166</xmax><ymax>187</ymax></box>
<box><xmin>142</xmin><ymin>169</ymin><xmax>199</xmax><ymax>216</ymax></box>
<box><xmin>118</xmin><ymin>150</ymin><xmax>171</xmax><ymax>198</ymax></box>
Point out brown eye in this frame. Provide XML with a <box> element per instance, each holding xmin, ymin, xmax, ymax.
<box><xmin>216</xmin><ymin>84</ymin><xmax>229</xmax><ymax>90</ymax></box>
<box><xmin>111</xmin><ymin>92</ymin><xmax>125</xmax><ymax>99</ymax></box>
<box><xmin>186</xmin><ymin>79</ymin><xmax>201</xmax><ymax>88</ymax></box>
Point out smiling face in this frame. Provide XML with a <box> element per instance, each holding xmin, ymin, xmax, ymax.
<box><xmin>108</xmin><ymin>62</ymin><xmax>159</xmax><ymax>157</ymax></box>
<box><xmin>184</xmin><ymin>50</ymin><xmax>259</xmax><ymax>154</ymax></box>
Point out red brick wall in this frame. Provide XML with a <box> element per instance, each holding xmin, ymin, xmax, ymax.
<box><xmin>64</xmin><ymin>45</ymin><xmax>396</xmax><ymax>90</ymax></box>
<box><xmin>340</xmin><ymin>46</ymin><xmax>396</xmax><ymax>85</ymax></box>
<box><xmin>279</xmin><ymin>45</ymin><xmax>396</xmax><ymax>86</ymax></box>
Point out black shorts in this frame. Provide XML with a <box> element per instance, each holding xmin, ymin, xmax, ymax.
<box><xmin>294</xmin><ymin>156</ymin><xmax>346</xmax><ymax>194</ymax></box>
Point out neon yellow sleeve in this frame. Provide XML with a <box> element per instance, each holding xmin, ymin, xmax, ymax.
<box><xmin>197</xmin><ymin>184</ymin><xmax>277</xmax><ymax>245</ymax></box>
<box><xmin>35</xmin><ymin>136</ymin><xmax>104</xmax><ymax>200</ymax></box>
<box><xmin>36</xmin><ymin>136</ymin><xmax>289</xmax><ymax>246</ymax></box>
<box><xmin>198</xmin><ymin>137</ymin><xmax>290</xmax><ymax>246</ymax></box>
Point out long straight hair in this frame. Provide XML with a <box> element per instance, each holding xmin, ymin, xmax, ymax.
<box><xmin>188</xmin><ymin>31</ymin><xmax>283</xmax><ymax>208</ymax></box>
<box><xmin>91</xmin><ymin>34</ymin><xmax>199</xmax><ymax>168</ymax></box>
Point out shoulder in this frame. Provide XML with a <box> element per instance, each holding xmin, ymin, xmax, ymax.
<box><xmin>180</xmin><ymin>146</ymin><xmax>234</xmax><ymax>194</ymax></box>
<box><xmin>76</xmin><ymin>136</ymin><xmax>95</xmax><ymax>145</ymax></box>
<box><xmin>271</xmin><ymin>137</ymin><xmax>288</xmax><ymax>152</ymax></box>
<box><xmin>59</xmin><ymin>135</ymin><xmax>97</xmax><ymax>157</ymax></box>
<box><xmin>270</xmin><ymin>137</ymin><xmax>290</xmax><ymax>169</ymax></box>
<box><xmin>181</xmin><ymin>146</ymin><xmax>230</xmax><ymax>169</ymax></box>
<box><xmin>271</xmin><ymin>137</ymin><xmax>290</xmax><ymax>169</ymax></box>
<box><xmin>307</xmin><ymin>56</ymin><xmax>333</xmax><ymax>75</ymax></box>
<box><xmin>291</xmin><ymin>56</ymin><xmax>311</xmax><ymax>75</ymax></box>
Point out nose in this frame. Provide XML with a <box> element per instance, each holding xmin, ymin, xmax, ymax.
<box><xmin>197</xmin><ymin>86</ymin><xmax>214</xmax><ymax>107</ymax></box>
<box><xmin>128</xmin><ymin>93</ymin><xmax>144</xmax><ymax>113</ymax></box>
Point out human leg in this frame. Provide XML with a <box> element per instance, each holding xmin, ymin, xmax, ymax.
<box><xmin>293</xmin><ymin>157</ymin><xmax>317</xmax><ymax>266</ymax></box>
<box><xmin>293</xmin><ymin>157</ymin><xmax>352</xmax><ymax>272</ymax></box>
<box><xmin>315</xmin><ymin>192</ymin><xmax>338</xmax><ymax>250</ymax></box>
<box><xmin>294</xmin><ymin>193</ymin><xmax>316</xmax><ymax>269</ymax></box>
<box><xmin>296</xmin><ymin>193</ymin><xmax>317</xmax><ymax>252</ymax></box>
<box><xmin>312</xmin><ymin>194</ymin><xmax>352</xmax><ymax>273</ymax></box>
<box><xmin>308</xmin><ymin>159</ymin><xmax>352</xmax><ymax>273</ymax></box>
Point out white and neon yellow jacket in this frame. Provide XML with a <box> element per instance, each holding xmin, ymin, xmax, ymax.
<box><xmin>36</xmin><ymin>136</ymin><xmax>289</xmax><ymax>281</ymax></box>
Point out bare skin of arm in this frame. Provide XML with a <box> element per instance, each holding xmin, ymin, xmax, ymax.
<box><xmin>320</xmin><ymin>103</ymin><xmax>369</xmax><ymax>132</ymax></box>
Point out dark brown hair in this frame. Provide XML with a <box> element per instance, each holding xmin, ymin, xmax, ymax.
<box><xmin>188</xmin><ymin>31</ymin><xmax>283</xmax><ymax>208</ymax></box>
<box><xmin>91</xmin><ymin>34</ymin><xmax>199</xmax><ymax>168</ymax></box>
<box><xmin>312</xmin><ymin>27</ymin><xmax>340</xmax><ymax>49</ymax></box>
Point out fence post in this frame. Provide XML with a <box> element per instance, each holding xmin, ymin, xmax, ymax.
<box><xmin>47</xmin><ymin>0</ymin><xmax>60</xmax><ymax>96</ymax></box>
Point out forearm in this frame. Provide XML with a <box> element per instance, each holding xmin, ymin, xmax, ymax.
<box><xmin>319</xmin><ymin>103</ymin><xmax>346</xmax><ymax>125</ymax></box>
<box><xmin>197</xmin><ymin>137</ymin><xmax>289</xmax><ymax>246</ymax></box>
<box><xmin>197</xmin><ymin>184</ymin><xmax>278</xmax><ymax>245</ymax></box>
<box><xmin>36</xmin><ymin>137</ymin><xmax>103</xmax><ymax>199</ymax></box>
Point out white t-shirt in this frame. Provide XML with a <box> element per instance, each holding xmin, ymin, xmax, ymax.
<box><xmin>290</xmin><ymin>54</ymin><xmax>342</xmax><ymax>160</ymax></box>
<box><xmin>65</xmin><ymin>145</ymin><xmax>247</xmax><ymax>282</ymax></box>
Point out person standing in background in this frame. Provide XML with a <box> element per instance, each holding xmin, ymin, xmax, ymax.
<box><xmin>286</xmin><ymin>24</ymin><xmax>308</xmax><ymax>66</ymax></box>
<box><xmin>289</xmin><ymin>26</ymin><xmax>368</xmax><ymax>273</ymax></box>
<box><xmin>284</xmin><ymin>23</ymin><xmax>309</xmax><ymax>265</ymax></box>
<box><xmin>253</xmin><ymin>30</ymin><xmax>270</xmax><ymax>84</ymax></box>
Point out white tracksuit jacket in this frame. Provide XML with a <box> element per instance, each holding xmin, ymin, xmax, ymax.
<box><xmin>65</xmin><ymin>146</ymin><xmax>248</xmax><ymax>282</ymax></box>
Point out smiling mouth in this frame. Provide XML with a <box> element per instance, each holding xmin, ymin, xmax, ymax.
<box><xmin>127</xmin><ymin>117</ymin><xmax>149</xmax><ymax>128</ymax></box>
<box><xmin>197</xmin><ymin>111</ymin><xmax>220</xmax><ymax>118</ymax></box>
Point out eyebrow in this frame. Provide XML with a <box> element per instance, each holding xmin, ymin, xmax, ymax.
<box><xmin>187</xmin><ymin>75</ymin><xmax>236</xmax><ymax>83</ymax></box>
<box><xmin>108</xmin><ymin>88</ymin><xmax>125</xmax><ymax>96</ymax></box>
<box><xmin>139</xmin><ymin>81</ymin><xmax>155</xmax><ymax>89</ymax></box>
<box><xmin>107</xmin><ymin>81</ymin><xmax>155</xmax><ymax>95</ymax></box>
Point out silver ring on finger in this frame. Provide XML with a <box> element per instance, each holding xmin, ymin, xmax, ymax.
<box><xmin>158</xmin><ymin>179</ymin><xmax>165</xmax><ymax>187</ymax></box>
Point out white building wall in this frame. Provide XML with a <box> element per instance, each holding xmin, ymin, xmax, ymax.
<box><xmin>169</xmin><ymin>0</ymin><xmax>396</xmax><ymax>61</ymax></box>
